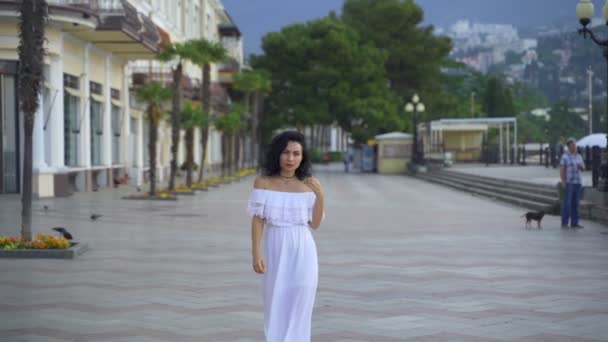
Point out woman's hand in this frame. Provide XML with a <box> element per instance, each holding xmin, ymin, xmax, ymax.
<box><xmin>253</xmin><ymin>254</ymin><xmax>266</xmax><ymax>274</ymax></box>
<box><xmin>304</xmin><ymin>177</ymin><xmax>323</xmax><ymax>197</ymax></box>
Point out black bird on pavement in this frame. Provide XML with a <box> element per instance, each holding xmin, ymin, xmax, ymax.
<box><xmin>52</xmin><ymin>227</ymin><xmax>73</xmax><ymax>240</ymax></box>
<box><xmin>90</xmin><ymin>214</ymin><xmax>102</xmax><ymax>221</ymax></box>
<box><xmin>43</xmin><ymin>205</ymin><xmax>49</xmax><ymax>212</ymax></box>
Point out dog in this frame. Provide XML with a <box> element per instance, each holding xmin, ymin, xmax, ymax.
<box><xmin>522</xmin><ymin>211</ymin><xmax>545</xmax><ymax>229</ymax></box>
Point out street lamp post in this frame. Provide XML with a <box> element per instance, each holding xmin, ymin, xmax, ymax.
<box><xmin>405</xmin><ymin>94</ymin><xmax>425</xmax><ymax>171</ymax></box>
<box><xmin>577</xmin><ymin>0</ymin><xmax>608</xmax><ymax>191</ymax></box>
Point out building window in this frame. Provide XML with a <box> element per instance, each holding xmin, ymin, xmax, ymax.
<box><xmin>205</xmin><ymin>13</ymin><xmax>211</xmax><ymax>38</ymax></box>
<box><xmin>90</xmin><ymin>81</ymin><xmax>102</xmax><ymax>95</ymax></box>
<box><xmin>90</xmin><ymin>99</ymin><xmax>103</xmax><ymax>165</ymax></box>
<box><xmin>111</xmin><ymin>105</ymin><xmax>121</xmax><ymax>164</ymax></box>
<box><xmin>64</xmin><ymin>92</ymin><xmax>80</xmax><ymax>166</ymax></box>
<box><xmin>63</xmin><ymin>74</ymin><xmax>79</xmax><ymax>89</ymax></box>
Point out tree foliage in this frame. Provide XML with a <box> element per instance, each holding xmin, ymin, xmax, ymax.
<box><xmin>252</xmin><ymin>17</ymin><xmax>401</xmax><ymax>143</ymax></box>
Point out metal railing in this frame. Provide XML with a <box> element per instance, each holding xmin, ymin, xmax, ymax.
<box><xmin>47</xmin><ymin>0</ymin><xmax>124</xmax><ymax>12</ymax></box>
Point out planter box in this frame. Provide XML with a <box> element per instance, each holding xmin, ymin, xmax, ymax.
<box><xmin>0</xmin><ymin>242</ymin><xmax>89</xmax><ymax>259</ymax></box>
<box><xmin>122</xmin><ymin>195</ymin><xmax>178</xmax><ymax>201</ymax></box>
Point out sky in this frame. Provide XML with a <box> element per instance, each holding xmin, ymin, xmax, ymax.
<box><xmin>222</xmin><ymin>0</ymin><xmax>599</xmax><ymax>56</ymax></box>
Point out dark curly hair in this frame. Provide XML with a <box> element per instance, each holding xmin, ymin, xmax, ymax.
<box><xmin>263</xmin><ymin>131</ymin><xmax>312</xmax><ymax>180</ymax></box>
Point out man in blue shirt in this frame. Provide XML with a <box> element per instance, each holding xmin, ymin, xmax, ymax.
<box><xmin>560</xmin><ymin>137</ymin><xmax>585</xmax><ymax>229</ymax></box>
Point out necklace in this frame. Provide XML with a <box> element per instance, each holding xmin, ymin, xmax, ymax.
<box><xmin>279</xmin><ymin>174</ymin><xmax>296</xmax><ymax>185</ymax></box>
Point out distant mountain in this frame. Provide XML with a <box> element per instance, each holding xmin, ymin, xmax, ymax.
<box><xmin>222</xmin><ymin>0</ymin><xmax>604</xmax><ymax>55</ymax></box>
<box><xmin>423</xmin><ymin>0</ymin><xmax>599</xmax><ymax>33</ymax></box>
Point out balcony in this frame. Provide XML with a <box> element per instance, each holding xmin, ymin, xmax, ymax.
<box><xmin>130</xmin><ymin>69</ymin><xmax>202</xmax><ymax>102</ymax></box>
<box><xmin>219</xmin><ymin>24</ymin><xmax>243</xmax><ymax>66</ymax></box>
<box><xmin>0</xmin><ymin>0</ymin><xmax>161</xmax><ymax>60</ymax></box>
<box><xmin>218</xmin><ymin>57</ymin><xmax>240</xmax><ymax>85</ymax></box>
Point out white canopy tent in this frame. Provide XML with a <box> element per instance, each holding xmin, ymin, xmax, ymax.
<box><xmin>577</xmin><ymin>133</ymin><xmax>607</xmax><ymax>148</ymax></box>
<box><xmin>428</xmin><ymin>117</ymin><xmax>518</xmax><ymax>164</ymax></box>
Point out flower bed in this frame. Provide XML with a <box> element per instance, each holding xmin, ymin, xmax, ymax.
<box><xmin>191</xmin><ymin>181</ymin><xmax>209</xmax><ymax>191</ymax></box>
<box><xmin>1</xmin><ymin>234</ymin><xmax>71</xmax><ymax>250</ymax></box>
<box><xmin>122</xmin><ymin>191</ymin><xmax>178</xmax><ymax>201</ymax></box>
<box><xmin>172</xmin><ymin>186</ymin><xmax>196</xmax><ymax>195</ymax></box>
<box><xmin>0</xmin><ymin>234</ymin><xmax>88</xmax><ymax>259</ymax></box>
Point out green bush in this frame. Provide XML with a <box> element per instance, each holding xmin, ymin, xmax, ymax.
<box><xmin>309</xmin><ymin>148</ymin><xmax>324</xmax><ymax>163</ymax></box>
<box><xmin>328</xmin><ymin>151</ymin><xmax>343</xmax><ymax>162</ymax></box>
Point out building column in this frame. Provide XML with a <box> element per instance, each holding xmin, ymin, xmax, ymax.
<box><xmin>506</xmin><ymin>122</ymin><xmax>511</xmax><ymax>163</ymax></box>
<box><xmin>82</xmin><ymin>43</ymin><xmax>91</xmax><ymax>168</ymax></box>
<box><xmin>136</xmin><ymin>113</ymin><xmax>144</xmax><ymax>187</ymax></box>
<box><xmin>134</xmin><ymin>113</ymin><xmax>145</xmax><ymax>186</ymax></box>
<box><xmin>499</xmin><ymin>123</ymin><xmax>503</xmax><ymax>164</ymax></box>
<box><xmin>194</xmin><ymin>127</ymin><xmax>200</xmax><ymax>167</ymax></box>
<box><xmin>103</xmin><ymin>54</ymin><xmax>112</xmax><ymax>167</ymax></box>
<box><xmin>49</xmin><ymin>52</ymin><xmax>65</xmax><ymax>169</ymax></box>
<box><xmin>514</xmin><ymin>120</ymin><xmax>518</xmax><ymax>155</ymax></box>
<box><xmin>331</xmin><ymin>126</ymin><xmax>337</xmax><ymax>151</ymax></box>
<box><xmin>122</xmin><ymin>63</ymin><xmax>130</xmax><ymax>167</ymax></box>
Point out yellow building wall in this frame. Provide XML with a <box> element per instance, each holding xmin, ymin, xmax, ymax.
<box><xmin>89</xmin><ymin>52</ymin><xmax>106</xmax><ymax>84</ymax></box>
<box><xmin>0</xmin><ymin>24</ymin><xmax>18</xmax><ymax>61</ymax></box>
<box><xmin>63</xmin><ymin>38</ymin><xmax>84</xmax><ymax>77</ymax></box>
<box><xmin>444</xmin><ymin>131</ymin><xmax>484</xmax><ymax>161</ymax></box>
<box><xmin>111</xmin><ymin>62</ymin><xmax>124</xmax><ymax>92</ymax></box>
<box><xmin>378</xmin><ymin>159</ymin><xmax>408</xmax><ymax>174</ymax></box>
<box><xmin>377</xmin><ymin>139</ymin><xmax>411</xmax><ymax>174</ymax></box>
<box><xmin>45</xmin><ymin>28</ymin><xmax>62</xmax><ymax>56</ymax></box>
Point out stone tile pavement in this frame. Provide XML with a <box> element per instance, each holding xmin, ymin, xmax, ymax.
<box><xmin>1</xmin><ymin>163</ymin><xmax>607</xmax><ymax>341</ymax></box>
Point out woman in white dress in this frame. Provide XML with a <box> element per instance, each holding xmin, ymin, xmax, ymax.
<box><xmin>248</xmin><ymin>131</ymin><xmax>325</xmax><ymax>342</ymax></box>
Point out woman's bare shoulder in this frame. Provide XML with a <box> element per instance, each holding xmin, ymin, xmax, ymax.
<box><xmin>253</xmin><ymin>175</ymin><xmax>268</xmax><ymax>189</ymax></box>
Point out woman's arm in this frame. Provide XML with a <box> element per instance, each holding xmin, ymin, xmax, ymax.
<box><xmin>304</xmin><ymin>177</ymin><xmax>324</xmax><ymax>230</ymax></box>
<box><xmin>251</xmin><ymin>215</ymin><xmax>265</xmax><ymax>274</ymax></box>
<box><xmin>251</xmin><ymin>176</ymin><xmax>266</xmax><ymax>274</ymax></box>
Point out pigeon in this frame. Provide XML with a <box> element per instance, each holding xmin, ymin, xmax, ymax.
<box><xmin>52</xmin><ymin>227</ymin><xmax>73</xmax><ymax>240</ymax></box>
<box><xmin>136</xmin><ymin>186</ymin><xmax>141</xmax><ymax>192</ymax></box>
<box><xmin>90</xmin><ymin>214</ymin><xmax>102</xmax><ymax>221</ymax></box>
<box><xmin>43</xmin><ymin>205</ymin><xmax>49</xmax><ymax>212</ymax></box>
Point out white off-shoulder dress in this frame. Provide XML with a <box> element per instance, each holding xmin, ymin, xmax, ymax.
<box><xmin>247</xmin><ymin>189</ymin><xmax>320</xmax><ymax>342</ymax></box>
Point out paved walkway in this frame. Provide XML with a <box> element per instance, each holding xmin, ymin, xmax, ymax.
<box><xmin>450</xmin><ymin>164</ymin><xmax>593</xmax><ymax>187</ymax></box>
<box><xmin>1</xmin><ymin>164</ymin><xmax>608</xmax><ymax>341</ymax></box>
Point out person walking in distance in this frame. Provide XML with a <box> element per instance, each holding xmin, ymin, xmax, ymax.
<box><xmin>248</xmin><ymin>131</ymin><xmax>325</xmax><ymax>342</ymax></box>
<box><xmin>560</xmin><ymin>137</ymin><xmax>585</xmax><ymax>229</ymax></box>
<box><xmin>343</xmin><ymin>150</ymin><xmax>351</xmax><ymax>173</ymax></box>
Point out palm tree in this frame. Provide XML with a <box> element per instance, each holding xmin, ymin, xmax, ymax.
<box><xmin>158</xmin><ymin>42</ymin><xmax>198</xmax><ymax>191</ymax></box>
<box><xmin>188</xmin><ymin>39</ymin><xmax>227</xmax><ymax>183</ymax></box>
<box><xmin>18</xmin><ymin>0</ymin><xmax>47</xmax><ymax>241</ymax></box>
<box><xmin>215</xmin><ymin>103</ymin><xmax>245</xmax><ymax>177</ymax></box>
<box><xmin>181</xmin><ymin>101</ymin><xmax>207</xmax><ymax>187</ymax></box>
<box><xmin>233</xmin><ymin>70</ymin><xmax>271</xmax><ymax>169</ymax></box>
<box><xmin>136</xmin><ymin>82</ymin><xmax>172</xmax><ymax>196</ymax></box>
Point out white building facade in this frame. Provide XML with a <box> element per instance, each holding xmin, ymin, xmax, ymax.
<box><xmin>0</xmin><ymin>0</ymin><xmax>244</xmax><ymax>197</ymax></box>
